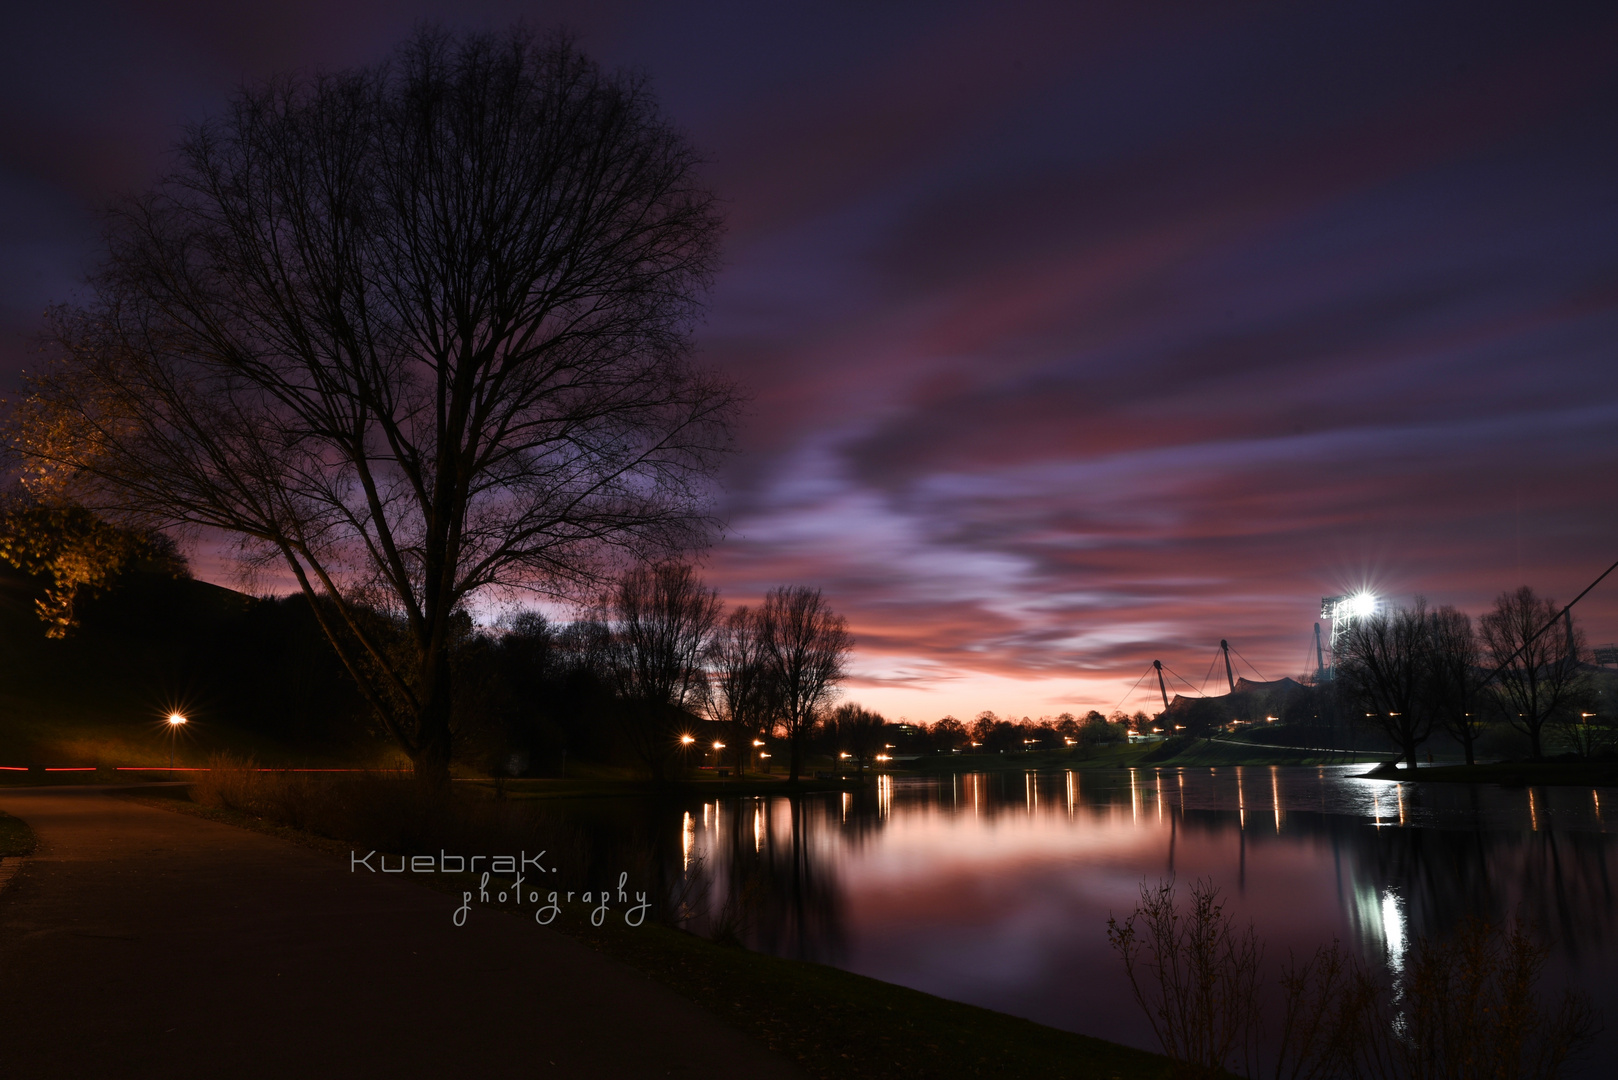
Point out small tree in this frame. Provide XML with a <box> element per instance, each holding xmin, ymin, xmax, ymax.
<box><xmin>0</xmin><ymin>490</ymin><xmax>188</xmax><ymax>636</ymax></box>
<box><xmin>1427</xmin><ymin>604</ymin><xmax>1486</xmax><ymax>765</ymax></box>
<box><xmin>1480</xmin><ymin>587</ymin><xmax>1589</xmax><ymax>761</ymax></box>
<box><xmin>757</xmin><ymin>585</ymin><xmax>851</xmax><ymax>783</ymax></box>
<box><xmin>600</xmin><ymin>563</ymin><xmax>720</xmax><ymax>782</ymax></box>
<box><xmin>706</xmin><ymin>604</ymin><xmax>776</xmax><ymax>776</ymax></box>
<box><xmin>1336</xmin><ymin>598</ymin><xmax>1436</xmax><ymax>769</ymax></box>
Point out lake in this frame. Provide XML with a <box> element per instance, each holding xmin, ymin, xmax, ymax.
<box><xmin>657</xmin><ymin>765</ymin><xmax>1617</xmax><ymax>1072</ymax></box>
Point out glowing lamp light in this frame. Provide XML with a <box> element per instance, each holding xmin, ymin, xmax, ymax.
<box><xmin>164</xmin><ymin>712</ymin><xmax>188</xmax><ymax>769</ymax></box>
<box><xmin>712</xmin><ymin>741</ymin><xmax>725</xmax><ymax>751</ymax></box>
<box><xmin>752</xmin><ymin>739</ymin><xmax>765</xmax><ymax>747</ymax></box>
<box><xmin>679</xmin><ymin>734</ymin><xmax>695</xmax><ymax>746</ymax></box>
<box><xmin>1348</xmin><ymin>592</ymin><xmax>1377</xmax><ymax>618</ymax></box>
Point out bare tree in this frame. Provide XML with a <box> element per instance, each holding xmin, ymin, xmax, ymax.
<box><xmin>706</xmin><ymin>604</ymin><xmax>776</xmax><ymax>776</ymax></box>
<box><xmin>7</xmin><ymin>28</ymin><xmax>736</xmax><ymax>784</ymax></box>
<box><xmin>1480</xmin><ymin>586</ymin><xmax>1589</xmax><ymax>761</ymax></box>
<box><xmin>600</xmin><ymin>562</ymin><xmax>720</xmax><ymax>782</ymax></box>
<box><xmin>1427</xmin><ymin>604</ymin><xmax>1485</xmax><ymax>766</ymax></box>
<box><xmin>757</xmin><ymin>586</ymin><xmax>851</xmax><ymax>783</ymax></box>
<box><xmin>1335</xmin><ymin>598</ymin><xmax>1436</xmax><ymax>769</ymax></box>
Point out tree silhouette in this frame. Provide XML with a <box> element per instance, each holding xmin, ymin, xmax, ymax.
<box><xmin>9</xmin><ymin>27</ymin><xmax>736</xmax><ymax>783</ymax></box>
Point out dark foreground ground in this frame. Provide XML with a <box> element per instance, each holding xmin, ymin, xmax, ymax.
<box><xmin>0</xmin><ymin>786</ymin><xmax>807</xmax><ymax>1080</ymax></box>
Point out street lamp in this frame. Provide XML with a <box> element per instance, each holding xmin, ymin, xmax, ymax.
<box><xmin>166</xmin><ymin>712</ymin><xmax>187</xmax><ymax>769</ymax></box>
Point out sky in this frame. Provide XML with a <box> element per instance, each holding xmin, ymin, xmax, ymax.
<box><xmin>3</xmin><ymin>1</ymin><xmax>1618</xmax><ymax>722</ymax></box>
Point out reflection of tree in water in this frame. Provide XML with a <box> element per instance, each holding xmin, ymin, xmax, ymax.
<box><xmin>1117</xmin><ymin>799</ymin><xmax>1618</xmax><ymax>972</ymax></box>
<box><xmin>527</xmin><ymin>796</ymin><xmax>690</xmax><ymax>917</ymax></box>
<box><xmin>539</xmin><ymin>771</ymin><xmax>1616</xmax><ymax>989</ymax></box>
<box><xmin>1327</xmin><ymin>815</ymin><xmax>1618</xmax><ymax>968</ymax></box>
<box><xmin>699</xmin><ymin>795</ymin><xmax>848</xmax><ymax>964</ymax></box>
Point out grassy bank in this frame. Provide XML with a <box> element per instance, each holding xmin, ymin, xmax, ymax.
<box><xmin>0</xmin><ymin>808</ymin><xmax>36</xmax><ymax>858</ymax></box>
<box><xmin>907</xmin><ymin>743</ymin><xmax>1148</xmax><ymax>774</ymax></box>
<box><xmin>1157</xmin><ymin>738</ymin><xmax>1389</xmax><ymax>767</ymax></box>
<box><xmin>1366</xmin><ymin>761</ymin><xmax>1618</xmax><ymax>787</ymax></box>
<box><xmin>462</xmin><ymin>774</ymin><xmax>864</xmax><ymax>800</ymax></box>
<box><xmin>903</xmin><ymin>738</ymin><xmax>1389</xmax><ymax>774</ymax></box>
<box><xmin>113</xmin><ymin>779</ymin><xmax>1170</xmax><ymax>1080</ymax></box>
<box><xmin>570</xmin><ymin>918</ymin><xmax>1169</xmax><ymax>1080</ymax></box>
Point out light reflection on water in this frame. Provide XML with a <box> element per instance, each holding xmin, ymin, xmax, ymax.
<box><xmin>666</xmin><ymin>765</ymin><xmax>1617</xmax><ymax>1069</ymax></box>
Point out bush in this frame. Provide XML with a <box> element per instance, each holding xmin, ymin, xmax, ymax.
<box><xmin>1108</xmin><ymin>880</ymin><xmax>1597</xmax><ymax>1080</ymax></box>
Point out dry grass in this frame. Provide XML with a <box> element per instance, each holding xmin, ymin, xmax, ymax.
<box><xmin>191</xmin><ymin>752</ymin><xmax>547</xmax><ymax>853</ymax></box>
<box><xmin>1110</xmin><ymin>880</ymin><xmax>1597</xmax><ymax>1080</ymax></box>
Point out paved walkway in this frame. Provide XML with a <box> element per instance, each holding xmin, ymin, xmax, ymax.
<box><xmin>0</xmin><ymin>787</ymin><xmax>806</xmax><ymax>1079</ymax></box>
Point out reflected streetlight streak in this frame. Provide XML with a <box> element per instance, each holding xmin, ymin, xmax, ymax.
<box><xmin>1382</xmin><ymin>888</ymin><xmax>1409</xmax><ymax>974</ymax></box>
<box><xmin>1595</xmin><ymin>790</ymin><xmax>1604</xmax><ymax>830</ymax></box>
<box><xmin>755</xmin><ymin>801</ymin><xmax>765</xmax><ymax>852</ymax></box>
<box><xmin>1271</xmin><ymin>767</ymin><xmax>1282</xmax><ymax>834</ymax></box>
<box><xmin>1066</xmin><ymin>770</ymin><xmax>1076</xmax><ymax>817</ymax></box>
<box><xmin>1397</xmin><ymin>786</ymin><xmax>1405</xmax><ymax>827</ymax></box>
<box><xmin>1236</xmin><ymin>766</ymin><xmax>1246</xmax><ymax>830</ymax></box>
<box><xmin>682</xmin><ymin>810</ymin><xmax>694</xmax><ymax>871</ymax></box>
<box><xmin>1129</xmin><ymin>768</ymin><xmax>1139</xmax><ymax>824</ymax></box>
<box><xmin>842</xmin><ymin>790</ymin><xmax>851</xmax><ymax>824</ymax></box>
<box><xmin>1530</xmin><ymin>788</ymin><xmax>1539</xmax><ymax>832</ymax></box>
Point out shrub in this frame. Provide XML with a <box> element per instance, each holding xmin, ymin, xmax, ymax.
<box><xmin>1108</xmin><ymin>880</ymin><xmax>1597</xmax><ymax>1080</ymax></box>
<box><xmin>1107</xmin><ymin>879</ymin><xmax>1262</xmax><ymax>1078</ymax></box>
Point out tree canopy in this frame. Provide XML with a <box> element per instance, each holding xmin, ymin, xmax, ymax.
<box><xmin>8</xmin><ymin>26</ymin><xmax>736</xmax><ymax>783</ymax></box>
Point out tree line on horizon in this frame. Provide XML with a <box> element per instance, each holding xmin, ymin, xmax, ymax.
<box><xmin>1331</xmin><ymin>586</ymin><xmax>1610</xmax><ymax>768</ymax></box>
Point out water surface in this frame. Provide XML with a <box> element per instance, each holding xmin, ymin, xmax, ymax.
<box><xmin>661</xmin><ymin>765</ymin><xmax>1617</xmax><ymax>1070</ymax></box>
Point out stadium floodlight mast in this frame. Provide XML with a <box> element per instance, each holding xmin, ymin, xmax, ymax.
<box><xmin>1321</xmin><ymin>591</ymin><xmax>1380</xmax><ymax>656</ymax></box>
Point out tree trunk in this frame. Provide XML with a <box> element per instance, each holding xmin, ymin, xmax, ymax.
<box><xmin>414</xmin><ymin>695</ymin><xmax>454</xmax><ymax>789</ymax></box>
<box><xmin>1463</xmin><ymin>731</ymin><xmax>1476</xmax><ymax>767</ymax></box>
<box><xmin>1529</xmin><ymin>724</ymin><xmax>1543</xmax><ymax>762</ymax></box>
<box><xmin>788</xmin><ymin>728</ymin><xmax>802</xmax><ymax>783</ymax></box>
<box><xmin>1404</xmin><ymin>738</ymin><xmax>1419</xmax><ymax>771</ymax></box>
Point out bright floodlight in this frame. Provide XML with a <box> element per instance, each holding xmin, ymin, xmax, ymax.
<box><xmin>679</xmin><ymin>734</ymin><xmax>695</xmax><ymax>745</ymax></box>
<box><xmin>1349</xmin><ymin>592</ymin><xmax>1378</xmax><ymax>618</ymax></box>
<box><xmin>167</xmin><ymin>712</ymin><xmax>187</xmax><ymax>726</ymax></box>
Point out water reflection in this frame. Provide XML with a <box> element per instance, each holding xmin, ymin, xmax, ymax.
<box><xmin>655</xmin><ymin>766</ymin><xmax>1616</xmax><ymax>1070</ymax></box>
